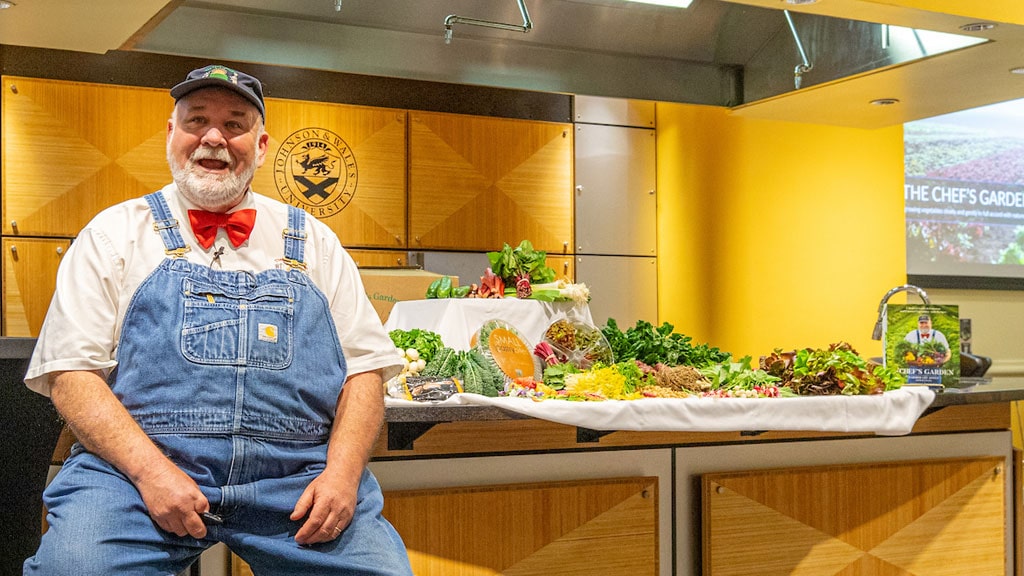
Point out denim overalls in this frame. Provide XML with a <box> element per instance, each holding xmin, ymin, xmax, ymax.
<box><xmin>26</xmin><ymin>191</ymin><xmax>411</xmax><ymax>576</ymax></box>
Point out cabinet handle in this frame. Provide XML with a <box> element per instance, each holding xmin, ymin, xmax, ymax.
<box><xmin>9</xmin><ymin>245</ymin><xmax>16</xmax><ymax>256</ymax></box>
<box><xmin>575</xmin><ymin>185</ymin><xmax>584</xmax><ymax>195</ymax></box>
<box><xmin>10</xmin><ymin>220</ymin><xmax>17</xmax><ymax>234</ymax></box>
<box><xmin>56</xmin><ymin>246</ymin><xmax>64</xmax><ymax>256</ymax></box>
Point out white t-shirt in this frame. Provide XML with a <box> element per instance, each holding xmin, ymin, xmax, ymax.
<box><xmin>25</xmin><ymin>183</ymin><xmax>401</xmax><ymax>395</ymax></box>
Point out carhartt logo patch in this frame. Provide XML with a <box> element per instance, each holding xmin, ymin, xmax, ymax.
<box><xmin>258</xmin><ymin>323</ymin><xmax>278</xmax><ymax>343</ymax></box>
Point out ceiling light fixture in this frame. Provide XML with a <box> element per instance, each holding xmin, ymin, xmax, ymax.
<box><xmin>1010</xmin><ymin>67</ymin><xmax>1024</xmax><ymax>75</ymax></box>
<box><xmin>870</xmin><ymin>98</ymin><xmax>900</xmax><ymax>106</ymax></box>
<box><xmin>783</xmin><ymin>0</ymin><xmax>819</xmax><ymax>5</ymax></box>
<box><xmin>624</xmin><ymin>0</ymin><xmax>694</xmax><ymax>8</ymax></box>
<box><xmin>959</xmin><ymin>22</ymin><xmax>996</xmax><ymax>32</ymax></box>
<box><xmin>0</xmin><ymin>1</ymin><xmax>16</xmax><ymax>8</ymax></box>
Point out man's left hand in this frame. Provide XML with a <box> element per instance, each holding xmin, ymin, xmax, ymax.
<box><xmin>290</xmin><ymin>469</ymin><xmax>358</xmax><ymax>545</ymax></box>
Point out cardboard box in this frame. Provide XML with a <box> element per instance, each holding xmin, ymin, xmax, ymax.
<box><xmin>358</xmin><ymin>267</ymin><xmax>458</xmax><ymax>323</ymax></box>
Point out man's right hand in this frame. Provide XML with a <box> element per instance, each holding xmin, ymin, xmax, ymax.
<box><xmin>49</xmin><ymin>370</ymin><xmax>211</xmax><ymax>539</ymax></box>
<box><xmin>135</xmin><ymin>459</ymin><xmax>211</xmax><ymax>538</ymax></box>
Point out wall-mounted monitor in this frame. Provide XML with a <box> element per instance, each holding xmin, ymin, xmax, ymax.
<box><xmin>905</xmin><ymin>98</ymin><xmax>1024</xmax><ymax>289</ymax></box>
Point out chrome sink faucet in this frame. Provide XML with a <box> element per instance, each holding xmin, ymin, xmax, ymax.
<box><xmin>871</xmin><ymin>284</ymin><xmax>931</xmax><ymax>340</ymax></box>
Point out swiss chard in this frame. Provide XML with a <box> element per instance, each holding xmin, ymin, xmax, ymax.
<box><xmin>487</xmin><ymin>240</ymin><xmax>557</xmax><ymax>298</ymax></box>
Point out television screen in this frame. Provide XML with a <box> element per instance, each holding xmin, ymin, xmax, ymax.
<box><xmin>905</xmin><ymin>98</ymin><xmax>1024</xmax><ymax>289</ymax></box>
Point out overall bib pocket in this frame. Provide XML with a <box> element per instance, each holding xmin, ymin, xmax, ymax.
<box><xmin>181</xmin><ymin>277</ymin><xmax>295</xmax><ymax>369</ymax></box>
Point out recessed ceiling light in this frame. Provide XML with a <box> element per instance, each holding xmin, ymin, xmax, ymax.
<box><xmin>0</xmin><ymin>1</ymin><xmax>16</xmax><ymax>8</ymax></box>
<box><xmin>959</xmin><ymin>22</ymin><xmax>996</xmax><ymax>32</ymax></box>
<box><xmin>783</xmin><ymin>0</ymin><xmax>819</xmax><ymax>5</ymax></box>
<box><xmin>623</xmin><ymin>0</ymin><xmax>694</xmax><ymax>7</ymax></box>
<box><xmin>870</xmin><ymin>98</ymin><xmax>900</xmax><ymax>106</ymax></box>
<box><xmin>1011</xmin><ymin>67</ymin><xmax>1024</xmax><ymax>75</ymax></box>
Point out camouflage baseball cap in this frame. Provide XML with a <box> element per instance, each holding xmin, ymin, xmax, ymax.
<box><xmin>170</xmin><ymin>64</ymin><xmax>265</xmax><ymax>120</ymax></box>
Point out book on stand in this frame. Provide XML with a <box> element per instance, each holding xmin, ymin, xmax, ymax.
<box><xmin>883</xmin><ymin>303</ymin><xmax>959</xmax><ymax>389</ymax></box>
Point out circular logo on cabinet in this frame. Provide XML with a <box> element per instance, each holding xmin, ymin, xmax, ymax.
<box><xmin>273</xmin><ymin>128</ymin><xmax>357</xmax><ymax>217</ymax></box>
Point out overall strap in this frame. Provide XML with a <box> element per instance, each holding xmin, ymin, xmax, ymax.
<box><xmin>143</xmin><ymin>191</ymin><xmax>190</xmax><ymax>258</ymax></box>
<box><xmin>281</xmin><ymin>205</ymin><xmax>308</xmax><ymax>270</ymax></box>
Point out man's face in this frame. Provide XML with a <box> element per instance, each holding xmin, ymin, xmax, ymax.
<box><xmin>166</xmin><ymin>87</ymin><xmax>269</xmax><ymax>211</ymax></box>
<box><xmin>918</xmin><ymin>319</ymin><xmax>932</xmax><ymax>333</ymax></box>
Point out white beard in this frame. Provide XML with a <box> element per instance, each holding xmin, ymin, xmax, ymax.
<box><xmin>168</xmin><ymin>144</ymin><xmax>257</xmax><ymax>210</ymax></box>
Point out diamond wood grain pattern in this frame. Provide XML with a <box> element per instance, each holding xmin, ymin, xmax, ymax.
<box><xmin>253</xmin><ymin>102</ymin><xmax>407</xmax><ymax>248</ymax></box>
<box><xmin>408</xmin><ymin>111</ymin><xmax>573</xmax><ymax>253</ymax></box>
<box><xmin>232</xmin><ymin>477</ymin><xmax>657</xmax><ymax>576</ymax></box>
<box><xmin>383</xmin><ymin>477</ymin><xmax>657</xmax><ymax>576</ymax></box>
<box><xmin>2</xmin><ymin>238</ymin><xmax>70</xmax><ymax>336</ymax></box>
<box><xmin>2</xmin><ymin>76</ymin><xmax>173</xmax><ymax>237</ymax></box>
<box><xmin>703</xmin><ymin>457</ymin><xmax>1006</xmax><ymax>576</ymax></box>
<box><xmin>2</xmin><ymin>76</ymin><xmax>408</xmax><ymax>249</ymax></box>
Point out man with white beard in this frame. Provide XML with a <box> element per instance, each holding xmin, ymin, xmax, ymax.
<box><xmin>22</xmin><ymin>65</ymin><xmax>413</xmax><ymax>575</ymax></box>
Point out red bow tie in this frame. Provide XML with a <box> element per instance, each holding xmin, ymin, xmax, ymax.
<box><xmin>187</xmin><ymin>209</ymin><xmax>257</xmax><ymax>249</ymax></box>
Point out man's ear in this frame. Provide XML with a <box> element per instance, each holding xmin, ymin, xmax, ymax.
<box><xmin>255</xmin><ymin>131</ymin><xmax>270</xmax><ymax>168</ymax></box>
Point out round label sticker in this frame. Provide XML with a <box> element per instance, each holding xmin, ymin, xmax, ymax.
<box><xmin>487</xmin><ymin>327</ymin><xmax>535</xmax><ymax>379</ymax></box>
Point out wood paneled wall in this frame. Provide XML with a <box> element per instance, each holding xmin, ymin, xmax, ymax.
<box><xmin>408</xmin><ymin>111</ymin><xmax>573</xmax><ymax>254</ymax></box>
<box><xmin>0</xmin><ymin>74</ymin><xmax>574</xmax><ymax>335</ymax></box>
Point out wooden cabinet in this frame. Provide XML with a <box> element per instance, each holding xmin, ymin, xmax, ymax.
<box><xmin>1</xmin><ymin>76</ymin><xmax>408</xmax><ymax>249</ymax></box>
<box><xmin>233</xmin><ymin>477</ymin><xmax>658</xmax><ymax>576</ymax></box>
<box><xmin>348</xmin><ymin>249</ymin><xmax>409</xmax><ymax>268</ymax></box>
<box><xmin>703</xmin><ymin>457</ymin><xmax>1007</xmax><ymax>575</ymax></box>
<box><xmin>385</xmin><ymin>477</ymin><xmax>658</xmax><ymax>576</ymax></box>
<box><xmin>408</xmin><ymin>111</ymin><xmax>573</xmax><ymax>253</ymax></box>
<box><xmin>2</xmin><ymin>238</ymin><xmax>69</xmax><ymax>336</ymax></box>
<box><xmin>2</xmin><ymin>76</ymin><xmax>171</xmax><ymax>238</ymax></box>
<box><xmin>253</xmin><ymin>102</ymin><xmax>407</xmax><ymax>249</ymax></box>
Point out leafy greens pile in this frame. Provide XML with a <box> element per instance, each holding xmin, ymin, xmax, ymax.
<box><xmin>600</xmin><ymin>318</ymin><xmax>731</xmax><ymax>368</ymax></box>
<box><xmin>487</xmin><ymin>240</ymin><xmax>557</xmax><ymax>298</ymax></box>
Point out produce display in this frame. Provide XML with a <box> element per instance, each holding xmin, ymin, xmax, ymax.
<box><xmin>506</xmin><ymin>330</ymin><xmax>903</xmax><ymax>401</ymax></box>
<box><xmin>388</xmin><ymin>239</ymin><xmax>906</xmax><ymax>403</ymax></box>
<box><xmin>385</xmin><ymin>321</ymin><xmax>904</xmax><ymax>403</ymax></box>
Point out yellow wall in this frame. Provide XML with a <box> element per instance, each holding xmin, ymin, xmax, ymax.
<box><xmin>656</xmin><ymin>102</ymin><xmax>907</xmax><ymax>361</ymax></box>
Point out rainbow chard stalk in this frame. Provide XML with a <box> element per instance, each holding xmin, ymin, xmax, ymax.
<box><xmin>486</xmin><ymin>240</ymin><xmax>556</xmax><ymax>299</ymax></box>
<box><xmin>515</xmin><ymin>273</ymin><xmax>532</xmax><ymax>298</ymax></box>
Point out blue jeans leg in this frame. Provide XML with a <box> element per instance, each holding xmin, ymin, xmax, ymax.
<box><xmin>226</xmin><ymin>470</ymin><xmax>412</xmax><ymax>576</ymax></box>
<box><xmin>24</xmin><ymin>451</ymin><xmax>207</xmax><ymax>576</ymax></box>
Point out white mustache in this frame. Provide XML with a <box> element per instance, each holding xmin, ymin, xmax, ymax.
<box><xmin>191</xmin><ymin>147</ymin><xmax>232</xmax><ymax>164</ymax></box>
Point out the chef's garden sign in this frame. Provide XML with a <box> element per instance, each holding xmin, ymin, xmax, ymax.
<box><xmin>274</xmin><ymin>128</ymin><xmax>357</xmax><ymax>217</ymax></box>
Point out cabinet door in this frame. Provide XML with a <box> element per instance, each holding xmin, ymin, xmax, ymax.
<box><xmin>575</xmin><ymin>255</ymin><xmax>656</xmax><ymax>327</ymax></box>
<box><xmin>408</xmin><ymin>111</ymin><xmax>573</xmax><ymax>253</ymax></box>
<box><xmin>574</xmin><ymin>124</ymin><xmax>657</xmax><ymax>256</ymax></box>
<box><xmin>348</xmin><ymin>249</ymin><xmax>409</xmax><ymax>268</ymax></box>
<box><xmin>703</xmin><ymin>456</ymin><xmax>1007</xmax><ymax>576</ymax></box>
<box><xmin>3</xmin><ymin>238</ymin><xmax>70</xmax><ymax>336</ymax></box>
<box><xmin>2</xmin><ymin>76</ymin><xmax>172</xmax><ymax>238</ymax></box>
<box><xmin>254</xmin><ymin>103</ymin><xmax>408</xmax><ymax>249</ymax></box>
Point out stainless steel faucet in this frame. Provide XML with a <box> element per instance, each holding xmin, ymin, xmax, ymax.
<box><xmin>871</xmin><ymin>284</ymin><xmax>931</xmax><ymax>340</ymax></box>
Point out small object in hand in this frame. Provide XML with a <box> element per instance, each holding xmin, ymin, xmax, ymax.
<box><xmin>201</xmin><ymin>512</ymin><xmax>224</xmax><ymax>525</ymax></box>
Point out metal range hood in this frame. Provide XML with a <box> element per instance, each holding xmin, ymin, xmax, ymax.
<box><xmin>129</xmin><ymin>0</ymin><xmax>985</xmax><ymax>115</ymax></box>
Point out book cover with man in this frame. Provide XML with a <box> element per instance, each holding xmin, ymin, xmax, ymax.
<box><xmin>883</xmin><ymin>303</ymin><xmax>960</xmax><ymax>388</ymax></box>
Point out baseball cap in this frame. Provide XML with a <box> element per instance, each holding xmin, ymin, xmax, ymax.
<box><xmin>918</xmin><ymin>314</ymin><xmax>931</xmax><ymax>322</ymax></box>
<box><xmin>170</xmin><ymin>64</ymin><xmax>265</xmax><ymax>120</ymax></box>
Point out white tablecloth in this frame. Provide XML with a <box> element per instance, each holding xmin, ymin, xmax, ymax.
<box><xmin>383</xmin><ymin>299</ymin><xmax>594</xmax><ymax>350</ymax></box>
<box><xmin>386</xmin><ymin>387</ymin><xmax>937</xmax><ymax>436</ymax></box>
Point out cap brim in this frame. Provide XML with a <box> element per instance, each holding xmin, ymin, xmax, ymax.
<box><xmin>170</xmin><ymin>78</ymin><xmax>265</xmax><ymax>118</ymax></box>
